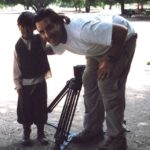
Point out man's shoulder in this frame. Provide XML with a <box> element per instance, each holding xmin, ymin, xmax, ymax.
<box><xmin>67</xmin><ymin>14</ymin><xmax>94</xmax><ymax>32</ymax></box>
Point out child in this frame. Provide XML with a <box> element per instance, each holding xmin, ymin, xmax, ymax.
<box><xmin>13</xmin><ymin>11</ymin><xmax>51</xmax><ymax>146</ymax></box>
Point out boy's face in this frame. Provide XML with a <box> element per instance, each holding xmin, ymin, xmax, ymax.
<box><xmin>18</xmin><ymin>24</ymin><xmax>33</xmax><ymax>40</ymax></box>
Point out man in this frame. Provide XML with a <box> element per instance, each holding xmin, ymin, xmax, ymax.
<box><xmin>34</xmin><ymin>8</ymin><xmax>137</xmax><ymax>150</ymax></box>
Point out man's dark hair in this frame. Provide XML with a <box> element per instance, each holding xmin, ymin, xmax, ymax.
<box><xmin>34</xmin><ymin>8</ymin><xmax>70</xmax><ymax>26</ymax></box>
<box><xmin>17</xmin><ymin>11</ymin><xmax>35</xmax><ymax>28</ymax></box>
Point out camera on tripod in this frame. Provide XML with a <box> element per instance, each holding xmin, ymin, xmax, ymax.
<box><xmin>69</xmin><ymin>65</ymin><xmax>85</xmax><ymax>90</ymax></box>
<box><xmin>47</xmin><ymin>65</ymin><xmax>85</xmax><ymax>150</ymax></box>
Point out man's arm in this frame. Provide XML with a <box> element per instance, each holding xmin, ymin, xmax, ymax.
<box><xmin>98</xmin><ymin>24</ymin><xmax>128</xmax><ymax>80</ymax></box>
<box><xmin>107</xmin><ymin>24</ymin><xmax>128</xmax><ymax>61</ymax></box>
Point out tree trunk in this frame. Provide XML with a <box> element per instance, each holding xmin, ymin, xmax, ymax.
<box><xmin>120</xmin><ymin>1</ymin><xmax>125</xmax><ymax>15</ymax></box>
<box><xmin>85</xmin><ymin>0</ymin><xmax>90</xmax><ymax>12</ymax></box>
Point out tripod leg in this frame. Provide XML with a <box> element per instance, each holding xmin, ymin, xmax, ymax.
<box><xmin>54</xmin><ymin>88</ymin><xmax>81</xmax><ymax>149</ymax></box>
<box><xmin>64</xmin><ymin>90</ymin><xmax>80</xmax><ymax>135</ymax></box>
<box><xmin>59</xmin><ymin>89</ymin><xmax>80</xmax><ymax>137</ymax></box>
<box><xmin>47</xmin><ymin>81</ymin><xmax>70</xmax><ymax>112</ymax></box>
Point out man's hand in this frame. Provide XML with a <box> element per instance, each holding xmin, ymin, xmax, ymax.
<box><xmin>98</xmin><ymin>56</ymin><xmax>111</xmax><ymax>80</ymax></box>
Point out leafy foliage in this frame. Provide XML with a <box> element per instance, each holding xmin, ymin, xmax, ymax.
<box><xmin>1</xmin><ymin>0</ymin><xmax>150</xmax><ymax>13</ymax></box>
<box><xmin>0</xmin><ymin>0</ymin><xmax>56</xmax><ymax>11</ymax></box>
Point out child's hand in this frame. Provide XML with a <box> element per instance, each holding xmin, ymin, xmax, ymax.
<box><xmin>17</xmin><ymin>89</ymin><xmax>23</xmax><ymax>95</ymax></box>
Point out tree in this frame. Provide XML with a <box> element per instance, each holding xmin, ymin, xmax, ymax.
<box><xmin>19</xmin><ymin>0</ymin><xmax>57</xmax><ymax>11</ymax></box>
<box><xmin>136</xmin><ymin>0</ymin><xmax>150</xmax><ymax>11</ymax></box>
<box><xmin>60</xmin><ymin>0</ymin><xmax>84</xmax><ymax>12</ymax></box>
<box><xmin>102</xmin><ymin>0</ymin><xmax>116</xmax><ymax>9</ymax></box>
<box><xmin>85</xmin><ymin>0</ymin><xmax>91</xmax><ymax>12</ymax></box>
<box><xmin>0</xmin><ymin>0</ymin><xmax>17</xmax><ymax>6</ymax></box>
<box><xmin>116</xmin><ymin>0</ymin><xmax>150</xmax><ymax>15</ymax></box>
<box><xmin>2</xmin><ymin>0</ymin><xmax>56</xmax><ymax>11</ymax></box>
<box><xmin>73</xmin><ymin>0</ymin><xmax>84</xmax><ymax>12</ymax></box>
<box><xmin>116</xmin><ymin>0</ymin><xmax>125</xmax><ymax>14</ymax></box>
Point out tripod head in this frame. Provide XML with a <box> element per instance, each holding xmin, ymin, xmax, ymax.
<box><xmin>73</xmin><ymin>65</ymin><xmax>85</xmax><ymax>82</ymax></box>
<box><xmin>68</xmin><ymin>65</ymin><xmax>85</xmax><ymax>90</ymax></box>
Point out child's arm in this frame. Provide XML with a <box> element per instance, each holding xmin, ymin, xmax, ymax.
<box><xmin>45</xmin><ymin>43</ymin><xmax>55</xmax><ymax>55</ymax></box>
<box><xmin>13</xmin><ymin>50</ymin><xmax>23</xmax><ymax>94</ymax></box>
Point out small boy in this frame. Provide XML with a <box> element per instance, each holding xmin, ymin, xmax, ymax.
<box><xmin>13</xmin><ymin>11</ymin><xmax>51</xmax><ymax>146</ymax></box>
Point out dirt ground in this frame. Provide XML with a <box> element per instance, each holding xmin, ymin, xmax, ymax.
<box><xmin>0</xmin><ymin>9</ymin><xmax>150</xmax><ymax>150</ymax></box>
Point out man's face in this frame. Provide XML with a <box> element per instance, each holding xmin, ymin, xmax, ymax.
<box><xmin>36</xmin><ymin>17</ymin><xmax>62</xmax><ymax>46</ymax></box>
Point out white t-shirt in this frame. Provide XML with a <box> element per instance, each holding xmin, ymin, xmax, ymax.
<box><xmin>52</xmin><ymin>13</ymin><xmax>135</xmax><ymax>56</ymax></box>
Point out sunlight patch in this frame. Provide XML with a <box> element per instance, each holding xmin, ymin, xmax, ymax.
<box><xmin>137</xmin><ymin>122</ymin><xmax>148</xmax><ymax>126</ymax></box>
<box><xmin>0</xmin><ymin>108</ymin><xmax>7</xmax><ymax>113</ymax></box>
<box><xmin>8</xmin><ymin>105</ymin><xmax>16</xmax><ymax>109</ymax></box>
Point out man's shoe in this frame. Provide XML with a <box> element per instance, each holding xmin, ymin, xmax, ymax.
<box><xmin>97</xmin><ymin>134</ymin><xmax>127</xmax><ymax>150</ymax></box>
<box><xmin>37</xmin><ymin>135</ymin><xmax>48</xmax><ymax>145</ymax></box>
<box><xmin>71</xmin><ymin>130</ymin><xmax>104</xmax><ymax>143</ymax></box>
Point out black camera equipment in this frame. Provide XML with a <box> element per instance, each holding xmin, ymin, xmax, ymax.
<box><xmin>47</xmin><ymin>65</ymin><xmax>85</xmax><ymax>150</ymax></box>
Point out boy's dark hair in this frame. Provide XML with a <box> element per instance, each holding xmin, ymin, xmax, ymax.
<box><xmin>34</xmin><ymin>8</ymin><xmax>70</xmax><ymax>26</ymax></box>
<box><xmin>17</xmin><ymin>11</ymin><xmax>35</xmax><ymax>28</ymax></box>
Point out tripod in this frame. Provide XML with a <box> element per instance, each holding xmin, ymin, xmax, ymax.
<box><xmin>47</xmin><ymin>65</ymin><xmax>85</xmax><ymax>150</ymax></box>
